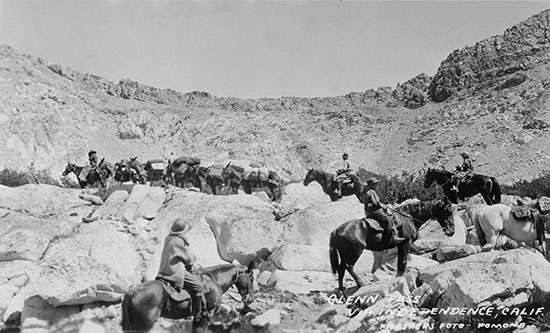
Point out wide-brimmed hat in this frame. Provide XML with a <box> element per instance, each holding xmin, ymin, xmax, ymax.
<box><xmin>88</xmin><ymin>150</ymin><xmax>97</xmax><ymax>157</ymax></box>
<box><xmin>342</xmin><ymin>152</ymin><xmax>349</xmax><ymax>158</ymax></box>
<box><xmin>367</xmin><ymin>177</ymin><xmax>380</xmax><ymax>186</ymax></box>
<box><xmin>171</xmin><ymin>218</ymin><xmax>192</xmax><ymax>234</ymax></box>
<box><xmin>460</xmin><ymin>152</ymin><xmax>470</xmax><ymax>158</ymax></box>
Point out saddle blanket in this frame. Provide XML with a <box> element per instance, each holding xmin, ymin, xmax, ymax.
<box><xmin>209</xmin><ymin>165</ymin><xmax>225</xmax><ymax>178</ymax></box>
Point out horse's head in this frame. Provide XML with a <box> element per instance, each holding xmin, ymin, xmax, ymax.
<box><xmin>62</xmin><ymin>162</ymin><xmax>74</xmax><ymax>176</ymax></box>
<box><xmin>303</xmin><ymin>169</ymin><xmax>315</xmax><ymax>186</ymax></box>
<box><xmin>432</xmin><ymin>197</ymin><xmax>455</xmax><ymax>236</ymax></box>
<box><xmin>423</xmin><ymin>168</ymin><xmax>435</xmax><ymax>188</ymax></box>
<box><xmin>235</xmin><ymin>262</ymin><xmax>255</xmax><ymax>305</ymax></box>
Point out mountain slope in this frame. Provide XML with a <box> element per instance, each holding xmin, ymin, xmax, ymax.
<box><xmin>0</xmin><ymin>10</ymin><xmax>548</xmax><ymax>184</ymax></box>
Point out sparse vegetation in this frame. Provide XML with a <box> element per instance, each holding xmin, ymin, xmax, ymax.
<box><xmin>501</xmin><ymin>170</ymin><xmax>550</xmax><ymax>198</ymax></box>
<box><xmin>0</xmin><ymin>164</ymin><xmax>79</xmax><ymax>188</ymax></box>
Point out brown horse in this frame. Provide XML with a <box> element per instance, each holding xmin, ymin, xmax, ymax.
<box><xmin>329</xmin><ymin>198</ymin><xmax>455</xmax><ymax>297</ymax></box>
<box><xmin>303</xmin><ymin>169</ymin><xmax>365</xmax><ymax>202</ymax></box>
<box><xmin>121</xmin><ymin>263</ymin><xmax>255</xmax><ymax>332</ymax></box>
<box><xmin>424</xmin><ymin>168</ymin><xmax>501</xmax><ymax>205</ymax></box>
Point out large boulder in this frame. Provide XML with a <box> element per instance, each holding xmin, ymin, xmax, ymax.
<box><xmin>117</xmin><ymin>185</ymin><xmax>166</xmax><ymax>222</ymax></box>
<box><xmin>35</xmin><ymin>220</ymin><xmax>142</xmax><ymax>306</ymax></box>
<box><xmin>0</xmin><ymin>184</ymin><xmax>91</xmax><ymax>218</ymax></box>
<box><xmin>412</xmin><ymin>214</ymin><xmax>467</xmax><ymax>253</ymax></box>
<box><xmin>278</xmin><ymin>200</ymin><xmax>363</xmax><ymax>248</ymax></box>
<box><xmin>418</xmin><ymin>249</ymin><xmax>550</xmax><ymax>323</ymax></box>
<box><xmin>0</xmin><ymin>211</ymin><xmax>78</xmax><ymax>262</ymax></box>
<box><xmin>145</xmin><ymin>191</ymin><xmax>274</xmax><ymax>279</ymax></box>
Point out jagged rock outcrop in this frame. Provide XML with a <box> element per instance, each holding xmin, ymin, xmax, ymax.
<box><xmin>429</xmin><ymin>9</ymin><xmax>550</xmax><ymax>102</ymax></box>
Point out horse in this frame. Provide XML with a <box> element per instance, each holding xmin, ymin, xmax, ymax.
<box><xmin>329</xmin><ymin>198</ymin><xmax>455</xmax><ymax>297</ymax></box>
<box><xmin>121</xmin><ymin>263</ymin><xmax>255</xmax><ymax>332</ymax></box>
<box><xmin>222</xmin><ymin>163</ymin><xmax>283</xmax><ymax>201</ymax></box>
<box><xmin>424</xmin><ymin>167</ymin><xmax>501</xmax><ymax>205</ymax></box>
<box><xmin>472</xmin><ymin>204</ymin><xmax>550</xmax><ymax>252</ymax></box>
<box><xmin>222</xmin><ymin>163</ymin><xmax>246</xmax><ymax>195</ymax></box>
<box><xmin>164</xmin><ymin>157</ymin><xmax>202</xmax><ymax>190</ymax></box>
<box><xmin>113</xmin><ymin>159</ymin><xmax>132</xmax><ymax>183</ymax></box>
<box><xmin>62</xmin><ymin>162</ymin><xmax>88</xmax><ymax>188</ymax></box>
<box><xmin>303</xmin><ymin>169</ymin><xmax>365</xmax><ymax>202</ymax></box>
<box><xmin>127</xmin><ymin>157</ymin><xmax>147</xmax><ymax>184</ymax></box>
<box><xmin>241</xmin><ymin>170</ymin><xmax>283</xmax><ymax>202</ymax></box>
<box><xmin>197</xmin><ymin>165</ymin><xmax>226</xmax><ymax>195</ymax></box>
<box><xmin>62</xmin><ymin>161</ymin><xmax>108</xmax><ymax>188</ymax></box>
<box><xmin>144</xmin><ymin>158</ymin><xmax>167</xmax><ymax>184</ymax></box>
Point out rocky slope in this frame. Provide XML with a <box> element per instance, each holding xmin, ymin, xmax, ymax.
<box><xmin>0</xmin><ymin>10</ymin><xmax>548</xmax><ymax>185</ymax></box>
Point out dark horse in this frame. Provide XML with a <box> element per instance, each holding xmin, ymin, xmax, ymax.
<box><xmin>424</xmin><ymin>168</ymin><xmax>501</xmax><ymax>205</ymax></box>
<box><xmin>127</xmin><ymin>157</ymin><xmax>147</xmax><ymax>184</ymax></box>
<box><xmin>165</xmin><ymin>162</ymin><xmax>202</xmax><ymax>190</ymax></box>
<box><xmin>197</xmin><ymin>165</ymin><xmax>226</xmax><ymax>195</ymax></box>
<box><xmin>222</xmin><ymin>163</ymin><xmax>283</xmax><ymax>201</ymax></box>
<box><xmin>329</xmin><ymin>198</ymin><xmax>455</xmax><ymax>296</ymax></box>
<box><xmin>62</xmin><ymin>161</ymin><xmax>112</xmax><ymax>188</ymax></box>
<box><xmin>303</xmin><ymin>169</ymin><xmax>365</xmax><ymax>202</ymax></box>
<box><xmin>121</xmin><ymin>263</ymin><xmax>255</xmax><ymax>332</ymax></box>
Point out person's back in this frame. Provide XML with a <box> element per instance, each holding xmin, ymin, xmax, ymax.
<box><xmin>157</xmin><ymin>219</ymin><xmax>206</xmax><ymax>325</ymax></box>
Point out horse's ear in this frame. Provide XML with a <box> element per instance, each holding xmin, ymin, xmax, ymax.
<box><xmin>246</xmin><ymin>261</ymin><xmax>255</xmax><ymax>273</ymax></box>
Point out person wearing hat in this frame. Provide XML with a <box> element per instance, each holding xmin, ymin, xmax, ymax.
<box><xmin>156</xmin><ymin>218</ymin><xmax>206</xmax><ymax>325</ymax></box>
<box><xmin>363</xmin><ymin>177</ymin><xmax>406</xmax><ymax>245</ymax></box>
<box><xmin>79</xmin><ymin>150</ymin><xmax>100</xmax><ymax>182</ymax></box>
<box><xmin>451</xmin><ymin>152</ymin><xmax>473</xmax><ymax>195</ymax></box>
<box><xmin>334</xmin><ymin>152</ymin><xmax>355</xmax><ymax>197</ymax></box>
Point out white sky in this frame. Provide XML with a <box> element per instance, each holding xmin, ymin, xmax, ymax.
<box><xmin>0</xmin><ymin>0</ymin><xmax>548</xmax><ymax>98</ymax></box>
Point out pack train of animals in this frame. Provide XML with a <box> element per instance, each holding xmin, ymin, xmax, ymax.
<box><xmin>62</xmin><ymin>151</ymin><xmax>283</xmax><ymax>201</ymax></box>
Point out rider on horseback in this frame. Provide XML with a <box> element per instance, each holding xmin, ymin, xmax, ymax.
<box><xmin>79</xmin><ymin>150</ymin><xmax>100</xmax><ymax>182</ymax></box>
<box><xmin>451</xmin><ymin>152</ymin><xmax>473</xmax><ymax>196</ymax></box>
<box><xmin>363</xmin><ymin>177</ymin><xmax>406</xmax><ymax>245</ymax></box>
<box><xmin>157</xmin><ymin>219</ymin><xmax>207</xmax><ymax>326</ymax></box>
<box><xmin>334</xmin><ymin>152</ymin><xmax>355</xmax><ymax>197</ymax></box>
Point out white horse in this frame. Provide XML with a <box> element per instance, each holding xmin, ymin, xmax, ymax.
<box><xmin>472</xmin><ymin>204</ymin><xmax>550</xmax><ymax>252</ymax></box>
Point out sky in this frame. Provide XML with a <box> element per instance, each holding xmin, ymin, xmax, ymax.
<box><xmin>0</xmin><ymin>1</ymin><xmax>548</xmax><ymax>99</ymax></box>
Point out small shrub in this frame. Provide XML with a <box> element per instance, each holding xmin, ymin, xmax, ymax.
<box><xmin>0</xmin><ymin>164</ymin><xmax>62</xmax><ymax>187</ymax></box>
<box><xmin>501</xmin><ymin>171</ymin><xmax>550</xmax><ymax>198</ymax></box>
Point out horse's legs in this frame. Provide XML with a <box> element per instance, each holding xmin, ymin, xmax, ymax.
<box><xmin>482</xmin><ymin>193</ymin><xmax>493</xmax><ymax>205</ymax></box>
<box><xmin>480</xmin><ymin>223</ymin><xmax>499</xmax><ymax>252</ymax></box>
<box><xmin>396</xmin><ymin>242</ymin><xmax>411</xmax><ymax>276</ymax></box>
<box><xmin>345</xmin><ymin>263</ymin><xmax>364</xmax><ymax>289</ymax></box>
<box><xmin>337</xmin><ymin>264</ymin><xmax>346</xmax><ymax>298</ymax></box>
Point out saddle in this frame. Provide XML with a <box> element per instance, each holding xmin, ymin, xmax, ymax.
<box><xmin>510</xmin><ymin>206</ymin><xmax>546</xmax><ymax>245</ymax></box>
<box><xmin>362</xmin><ymin>212</ymin><xmax>403</xmax><ymax>233</ymax></box>
<box><xmin>156</xmin><ymin>277</ymin><xmax>191</xmax><ymax>302</ymax></box>
<box><xmin>156</xmin><ymin>273</ymin><xmax>210</xmax><ymax>306</ymax></box>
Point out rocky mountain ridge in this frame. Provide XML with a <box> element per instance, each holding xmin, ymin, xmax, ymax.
<box><xmin>0</xmin><ymin>10</ymin><xmax>548</xmax><ymax>184</ymax></box>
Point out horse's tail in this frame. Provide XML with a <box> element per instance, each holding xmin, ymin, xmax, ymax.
<box><xmin>329</xmin><ymin>232</ymin><xmax>340</xmax><ymax>276</ymax></box>
<box><xmin>473</xmin><ymin>210</ymin><xmax>487</xmax><ymax>247</ymax></box>
<box><xmin>490</xmin><ymin>178</ymin><xmax>501</xmax><ymax>204</ymax></box>
<box><xmin>121</xmin><ymin>288</ymin><xmax>135</xmax><ymax>331</ymax></box>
